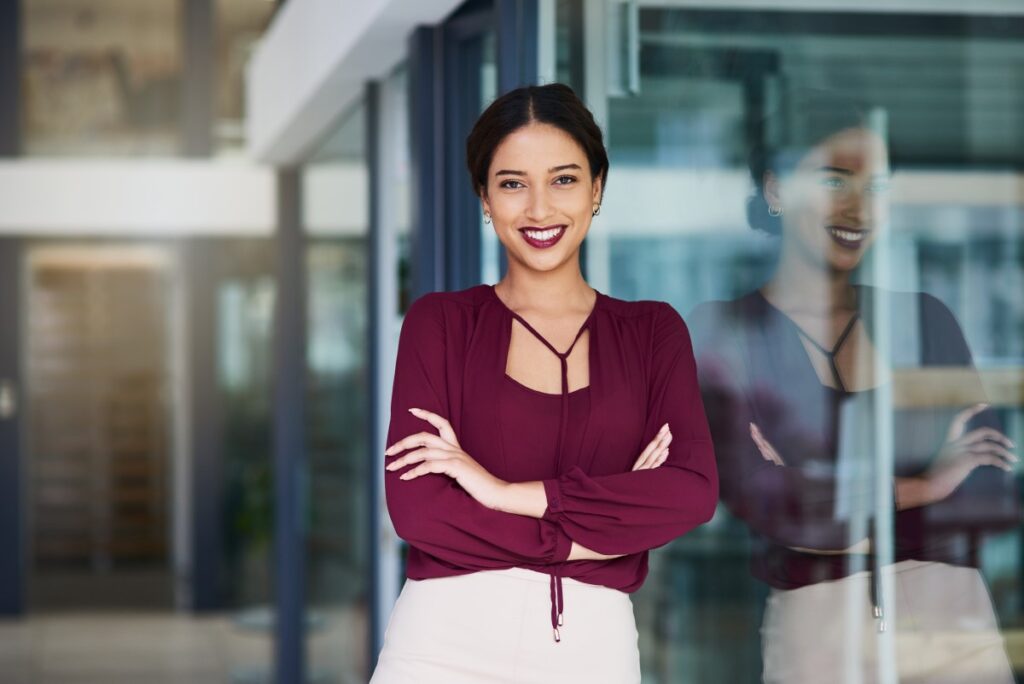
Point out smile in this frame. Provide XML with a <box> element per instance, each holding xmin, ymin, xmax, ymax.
<box><xmin>519</xmin><ymin>224</ymin><xmax>567</xmax><ymax>249</ymax></box>
<box><xmin>827</xmin><ymin>225</ymin><xmax>870</xmax><ymax>249</ymax></box>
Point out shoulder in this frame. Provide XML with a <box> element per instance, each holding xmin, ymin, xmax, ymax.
<box><xmin>857</xmin><ymin>284</ymin><xmax>963</xmax><ymax>331</ymax></box>
<box><xmin>402</xmin><ymin>284</ymin><xmax>491</xmax><ymax>334</ymax></box>
<box><xmin>600</xmin><ymin>294</ymin><xmax>694</xmax><ymax>355</ymax></box>
<box><xmin>598</xmin><ymin>291</ymin><xmax>673</xmax><ymax>325</ymax></box>
<box><xmin>686</xmin><ymin>298</ymin><xmax>744</xmax><ymax>331</ymax></box>
<box><xmin>406</xmin><ymin>284</ymin><xmax>492</xmax><ymax>317</ymax></box>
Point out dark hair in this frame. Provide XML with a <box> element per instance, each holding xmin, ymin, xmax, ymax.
<box><xmin>746</xmin><ymin>89</ymin><xmax>882</xmax><ymax>235</ymax></box>
<box><xmin>466</xmin><ymin>83</ymin><xmax>609</xmax><ymax>199</ymax></box>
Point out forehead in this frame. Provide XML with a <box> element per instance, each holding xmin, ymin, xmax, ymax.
<box><xmin>800</xmin><ymin>127</ymin><xmax>889</xmax><ymax>173</ymax></box>
<box><xmin>489</xmin><ymin>122</ymin><xmax>588</xmax><ymax>172</ymax></box>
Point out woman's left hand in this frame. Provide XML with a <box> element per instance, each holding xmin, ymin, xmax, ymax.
<box><xmin>385</xmin><ymin>407</ymin><xmax>509</xmax><ymax>510</ymax></box>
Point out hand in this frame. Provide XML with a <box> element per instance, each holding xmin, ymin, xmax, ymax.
<box><xmin>385</xmin><ymin>407</ymin><xmax>509</xmax><ymax>510</ymax></box>
<box><xmin>921</xmin><ymin>403</ymin><xmax>1017</xmax><ymax>504</ymax></box>
<box><xmin>567</xmin><ymin>541</ymin><xmax>626</xmax><ymax>561</ymax></box>
<box><xmin>632</xmin><ymin>423</ymin><xmax>673</xmax><ymax>470</ymax></box>
<box><xmin>750</xmin><ymin>422</ymin><xmax>784</xmax><ymax>466</ymax></box>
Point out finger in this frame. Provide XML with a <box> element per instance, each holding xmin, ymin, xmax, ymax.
<box><xmin>399</xmin><ymin>457</ymin><xmax>458</xmax><ymax>481</ymax></box>
<box><xmin>972</xmin><ymin>453</ymin><xmax>1013</xmax><ymax>473</ymax></box>
<box><xmin>637</xmin><ymin>434</ymin><xmax>673</xmax><ymax>471</ymax></box>
<box><xmin>632</xmin><ymin>424</ymin><xmax>670</xmax><ymax>470</ymax></box>
<box><xmin>408</xmin><ymin>407</ymin><xmax>461</xmax><ymax>448</ymax></box>
<box><xmin>636</xmin><ymin>428</ymin><xmax>671</xmax><ymax>470</ymax></box>
<box><xmin>750</xmin><ymin>423</ymin><xmax>784</xmax><ymax>466</ymax></box>
<box><xmin>956</xmin><ymin>426</ymin><xmax>1015</xmax><ymax>450</ymax></box>
<box><xmin>947</xmin><ymin>403</ymin><xmax>990</xmax><ymax>442</ymax></box>
<box><xmin>385</xmin><ymin>431</ymin><xmax>450</xmax><ymax>456</ymax></box>
<box><xmin>967</xmin><ymin>445</ymin><xmax>1019</xmax><ymax>465</ymax></box>
<box><xmin>385</xmin><ymin>447</ymin><xmax>453</xmax><ymax>471</ymax></box>
<box><xmin>750</xmin><ymin>424</ymin><xmax>784</xmax><ymax>465</ymax></box>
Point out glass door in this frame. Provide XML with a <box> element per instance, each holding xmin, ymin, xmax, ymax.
<box><xmin>562</xmin><ymin>2</ymin><xmax>1024</xmax><ymax>681</ymax></box>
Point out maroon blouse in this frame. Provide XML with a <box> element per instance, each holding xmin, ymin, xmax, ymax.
<box><xmin>384</xmin><ymin>283</ymin><xmax>718</xmax><ymax>641</ymax></box>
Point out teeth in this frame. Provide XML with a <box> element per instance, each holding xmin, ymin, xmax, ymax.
<box><xmin>524</xmin><ymin>227</ymin><xmax>563</xmax><ymax>240</ymax></box>
<box><xmin>829</xmin><ymin>227</ymin><xmax>865</xmax><ymax>242</ymax></box>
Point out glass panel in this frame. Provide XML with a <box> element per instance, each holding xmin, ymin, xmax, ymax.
<box><xmin>301</xmin><ymin>101</ymin><xmax>371</xmax><ymax>683</ymax></box>
<box><xmin>22</xmin><ymin>0</ymin><xmax>182</xmax><ymax>155</ymax></box>
<box><xmin>554</xmin><ymin>3</ymin><xmax>1024</xmax><ymax>682</ymax></box>
<box><xmin>216</xmin><ymin>240</ymin><xmax>276</xmax><ymax>681</ymax></box>
<box><xmin>384</xmin><ymin>65</ymin><xmax>413</xmax><ymax>315</ymax></box>
<box><xmin>477</xmin><ymin>31</ymin><xmax>500</xmax><ymax>284</ymax></box>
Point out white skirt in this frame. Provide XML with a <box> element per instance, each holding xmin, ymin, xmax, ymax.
<box><xmin>369</xmin><ymin>567</ymin><xmax>641</xmax><ymax>683</ymax></box>
<box><xmin>762</xmin><ymin>560</ymin><xmax>1014</xmax><ymax>684</ymax></box>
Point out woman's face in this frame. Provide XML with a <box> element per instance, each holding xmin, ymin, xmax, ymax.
<box><xmin>481</xmin><ymin>122</ymin><xmax>602</xmax><ymax>275</ymax></box>
<box><xmin>766</xmin><ymin>126</ymin><xmax>891</xmax><ymax>273</ymax></box>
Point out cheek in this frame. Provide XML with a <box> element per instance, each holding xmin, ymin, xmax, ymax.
<box><xmin>790</xmin><ymin>192</ymin><xmax>834</xmax><ymax>233</ymax></box>
<box><xmin>489</xmin><ymin>194</ymin><xmax>524</xmax><ymax>219</ymax></box>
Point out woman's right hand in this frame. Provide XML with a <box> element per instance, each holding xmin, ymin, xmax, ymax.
<box><xmin>631</xmin><ymin>422</ymin><xmax>672</xmax><ymax>471</ymax></box>
<box><xmin>920</xmin><ymin>403</ymin><xmax>1017</xmax><ymax>504</ymax></box>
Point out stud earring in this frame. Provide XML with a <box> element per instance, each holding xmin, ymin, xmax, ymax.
<box><xmin>768</xmin><ymin>205</ymin><xmax>783</xmax><ymax>217</ymax></box>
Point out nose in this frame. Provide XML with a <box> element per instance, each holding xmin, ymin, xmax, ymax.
<box><xmin>840</xmin><ymin>185</ymin><xmax>874</xmax><ymax>226</ymax></box>
<box><xmin>525</xmin><ymin>186</ymin><xmax>554</xmax><ymax>222</ymax></box>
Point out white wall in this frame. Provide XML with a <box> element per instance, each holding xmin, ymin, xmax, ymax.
<box><xmin>0</xmin><ymin>160</ymin><xmax>275</xmax><ymax>235</ymax></box>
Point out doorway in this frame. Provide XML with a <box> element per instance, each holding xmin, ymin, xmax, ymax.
<box><xmin>25</xmin><ymin>244</ymin><xmax>175</xmax><ymax>610</ymax></box>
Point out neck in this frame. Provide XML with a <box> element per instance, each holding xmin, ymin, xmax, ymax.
<box><xmin>761</xmin><ymin>242</ymin><xmax>856</xmax><ymax>316</ymax></box>
<box><xmin>496</xmin><ymin>260</ymin><xmax>594</xmax><ymax>316</ymax></box>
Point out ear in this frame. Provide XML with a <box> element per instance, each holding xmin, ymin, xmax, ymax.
<box><xmin>591</xmin><ymin>175</ymin><xmax>604</xmax><ymax>205</ymax></box>
<box><xmin>480</xmin><ymin>193</ymin><xmax>491</xmax><ymax>217</ymax></box>
<box><xmin>763</xmin><ymin>171</ymin><xmax>782</xmax><ymax>208</ymax></box>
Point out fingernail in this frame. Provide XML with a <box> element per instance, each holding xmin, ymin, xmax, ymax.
<box><xmin>408</xmin><ymin>407</ymin><xmax>419</xmax><ymax>413</ymax></box>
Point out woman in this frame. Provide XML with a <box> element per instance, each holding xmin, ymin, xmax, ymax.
<box><xmin>689</xmin><ymin>93</ymin><xmax>1017</xmax><ymax>683</ymax></box>
<box><xmin>368</xmin><ymin>83</ymin><xmax>717</xmax><ymax>683</ymax></box>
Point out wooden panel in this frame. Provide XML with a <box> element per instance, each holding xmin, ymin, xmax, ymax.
<box><xmin>892</xmin><ymin>367</ymin><xmax>1024</xmax><ymax>409</ymax></box>
<box><xmin>27</xmin><ymin>253</ymin><xmax>170</xmax><ymax>569</ymax></box>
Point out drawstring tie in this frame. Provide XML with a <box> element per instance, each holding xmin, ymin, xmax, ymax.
<box><xmin>549</xmin><ymin>567</ymin><xmax>564</xmax><ymax>642</ymax></box>
<box><xmin>793</xmin><ymin>303</ymin><xmax>886</xmax><ymax>631</ymax></box>
<box><xmin>506</xmin><ymin>303</ymin><xmax>594</xmax><ymax>644</ymax></box>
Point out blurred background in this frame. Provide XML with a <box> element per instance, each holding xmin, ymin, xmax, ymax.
<box><xmin>0</xmin><ymin>0</ymin><xmax>1021</xmax><ymax>683</ymax></box>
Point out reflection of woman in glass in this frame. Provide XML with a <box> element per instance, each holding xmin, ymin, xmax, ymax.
<box><xmin>369</xmin><ymin>84</ymin><xmax>717</xmax><ymax>683</ymax></box>
<box><xmin>689</xmin><ymin>94</ymin><xmax>1017</xmax><ymax>683</ymax></box>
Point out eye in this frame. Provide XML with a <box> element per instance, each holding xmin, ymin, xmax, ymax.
<box><xmin>552</xmin><ymin>175</ymin><xmax>577</xmax><ymax>186</ymax></box>
<box><xmin>866</xmin><ymin>180</ymin><xmax>890</xmax><ymax>194</ymax></box>
<box><xmin>499</xmin><ymin>179</ymin><xmax>525</xmax><ymax>190</ymax></box>
<box><xmin>820</xmin><ymin>176</ymin><xmax>846</xmax><ymax>191</ymax></box>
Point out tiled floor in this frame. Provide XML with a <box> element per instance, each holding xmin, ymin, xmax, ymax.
<box><xmin>0</xmin><ymin>609</ymin><xmax>367</xmax><ymax>684</ymax></box>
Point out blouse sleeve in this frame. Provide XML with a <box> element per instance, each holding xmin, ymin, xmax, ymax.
<box><xmin>539</xmin><ymin>302</ymin><xmax>719</xmax><ymax>556</ymax></box>
<box><xmin>913</xmin><ymin>294</ymin><xmax>1019</xmax><ymax>531</ymax></box>
<box><xmin>385</xmin><ymin>294</ymin><xmax>573</xmax><ymax>569</ymax></box>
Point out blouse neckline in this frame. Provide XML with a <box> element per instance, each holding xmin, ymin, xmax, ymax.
<box><xmin>750</xmin><ymin>286</ymin><xmax>889</xmax><ymax>396</ymax></box>
<box><xmin>488</xmin><ymin>282</ymin><xmax>603</xmax><ymax>338</ymax></box>
<box><xmin>503</xmin><ymin>372</ymin><xmax>591</xmax><ymax>398</ymax></box>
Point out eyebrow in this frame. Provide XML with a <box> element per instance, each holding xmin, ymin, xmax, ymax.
<box><xmin>494</xmin><ymin>163</ymin><xmax>582</xmax><ymax>177</ymax></box>
<box><xmin>815</xmin><ymin>166</ymin><xmax>892</xmax><ymax>179</ymax></box>
<box><xmin>816</xmin><ymin>166</ymin><xmax>854</xmax><ymax>175</ymax></box>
